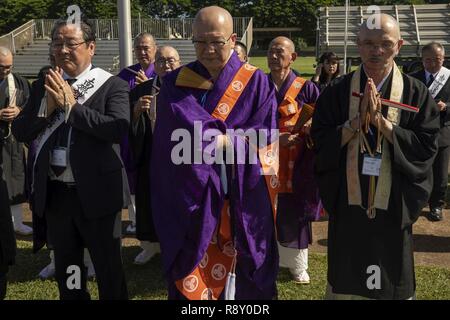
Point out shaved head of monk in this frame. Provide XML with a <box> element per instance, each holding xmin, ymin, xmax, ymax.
<box><xmin>267</xmin><ymin>36</ymin><xmax>297</xmax><ymax>73</ymax></box>
<box><xmin>357</xmin><ymin>13</ymin><xmax>403</xmax><ymax>76</ymax></box>
<box><xmin>192</xmin><ymin>6</ymin><xmax>237</xmax><ymax>79</ymax></box>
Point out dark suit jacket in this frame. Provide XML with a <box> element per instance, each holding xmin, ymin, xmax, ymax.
<box><xmin>12</xmin><ymin>69</ymin><xmax>130</xmax><ymax>219</ymax></box>
<box><xmin>410</xmin><ymin>69</ymin><xmax>450</xmax><ymax>146</ymax></box>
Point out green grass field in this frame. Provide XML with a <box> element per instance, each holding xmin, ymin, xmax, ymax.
<box><xmin>5</xmin><ymin>240</ymin><xmax>450</xmax><ymax>300</ymax></box>
<box><xmin>5</xmin><ymin>56</ymin><xmax>449</xmax><ymax>300</ymax></box>
<box><xmin>249</xmin><ymin>56</ymin><xmax>316</xmax><ymax>77</ymax></box>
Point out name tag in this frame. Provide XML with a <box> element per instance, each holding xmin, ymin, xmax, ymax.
<box><xmin>50</xmin><ymin>147</ymin><xmax>67</xmax><ymax>167</ymax></box>
<box><xmin>362</xmin><ymin>154</ymin><xmax>382</xmax><ymax>176</ymax></box>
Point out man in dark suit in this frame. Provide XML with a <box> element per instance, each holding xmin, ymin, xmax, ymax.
<box><xmin>411</xmin><ymin>42</ymin><xmax>450</xmax><ymax>221</ymax></box>
<box><xmin>12</xmin><ymin>19</ymin><xmax>129</xmax><ymax>299</ymax></box>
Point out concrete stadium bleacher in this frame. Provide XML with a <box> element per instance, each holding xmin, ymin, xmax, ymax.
<box><xmin>317</xmin><ymin>4</ymin><xmax>450</xmax><ymax>68</ymax></box>
<box><xmin>12</xmin><ymin>39</ymin><xmax>196</xmax><ymax>78</ymax></box>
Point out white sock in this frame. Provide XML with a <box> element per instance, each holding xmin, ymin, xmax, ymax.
<box><xmin>294</xmin><ymin>248</ymin><xmax>308</xmax><ymax>274</ymax></box>
<box><xmin>11</xmin><ymin>204</ymin><xmax>24</xmax><ymax>229</ymax></box>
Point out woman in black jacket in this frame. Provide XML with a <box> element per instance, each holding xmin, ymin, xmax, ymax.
<box><xmin>311</xmin><ymin>52</ymin><xmax>341</xmax><ymax>92</ymax></box>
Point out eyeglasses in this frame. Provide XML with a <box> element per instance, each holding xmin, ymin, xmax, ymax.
<box><xmin>51</xmin><ymin>41</ymin><xmax>87</xmax><ymax>51</ymax></box>
<box><xmin>423</xmin><ymin>57</ymin><xmax>444</xmax><ymax>63</ymax></box>
<box><xmin>192</xmin><ymin>34</ymin><xmax>233</xmax><ymax>48</ymax></box>
<box><xmin>360</xmin><ymin>40</ymin><xmax>399</xmax><ymax>51</ymax></box>
<box><xmin>156</xmin><ymin>58</ymin><xmax>180</xmax><ymax>66</ymax></box>
<box><xmin>0</xmin><ymin>64</ymin><xmax>12</xmax><ymax>70</ymax></box>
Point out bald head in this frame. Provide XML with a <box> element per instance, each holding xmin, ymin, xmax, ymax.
<box><xmin>269</xmin><ymin>37</ymin><xmax>295</xmax><ymax>54</ymax></box>
<box><xmin>0</xmin><ymin>46</ymin><xmax>13</xmax><ymax>79</ymax></box>
<box><xmin>191</xmin><ymin>6</ymin><xmax>237</xmax><ymax>79</ymax></box>
<box><xmin>357</xmin><ymin>13</ymin><xmax>403</xmax><ymax>77</ymax></box>
<box><xmin>156</xmin><ymin>46</ymin><xmax>180</xmax><ymax>61</ymax></box>
<box><xmin>193</xmin><ymin>6</ymin><xmax>233</xmax><ymax>37</ymax></box>
<box><xmin>155</xmin><ymin>46</ymin><xmax>181</xmax><ymax>77</ymax></box>
<box><xmin>358</xmin><ymin>13</ymin><xmax>401</xmax><ymax>41</ymax></box>
<box><xmin>267</xmin><ymin>36</ymin><xmax>297</xmax><ymax>74</ymax></box>
<box><xmin>0</xmin><ymin>46</ymin><xmax>12</xmax><ymax>58</ymax></box>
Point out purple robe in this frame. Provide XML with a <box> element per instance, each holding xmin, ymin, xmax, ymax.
<box><xmin>270</xmin><ymin>71</ymin><xmax>322</xmax><ymax>250</ymax></box>
<box><xmin>151</xmin><ymin>52</ymin><xmax>279</xmax><ymax>300</ymax></box>
<box><xmin>118</xmin><ymin>63</ymin><xmax>156</xmax><ymax>194</ymax></box>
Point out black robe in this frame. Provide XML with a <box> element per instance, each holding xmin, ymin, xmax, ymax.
<box><xmin>129</xmin><ymin>78</ymin><xmax>159</xmax><ymax>242</ymax></box>
<box><xmin>311</xmin><ymin>69</ymin><xmax>440</xmax><ymax>299</ymax></box>
<box><xmin>0</xmin><ymin>142</ymin><xmax>16</xmax><ymax>270</ymax></box>
<box><xmin>0</xmin><ymin>73</ymin><xmax>30</xmax><ymax>205</ymax></box>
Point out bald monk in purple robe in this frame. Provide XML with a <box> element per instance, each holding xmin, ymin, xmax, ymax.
<box><xmin>151</xmin><ymin>6</ymin><xmax>279</xmax><ymax>300</ymax></box>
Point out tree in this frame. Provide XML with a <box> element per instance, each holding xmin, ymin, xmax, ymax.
<box><xmin>0</xmin><ymin>0</ymin><xmax>146</xmax><ymax>34</ymax></box>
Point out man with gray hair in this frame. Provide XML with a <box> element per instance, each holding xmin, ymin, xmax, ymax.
<box><xmin>312</xmin><ymin>14</ymin><xmax>440</xmax><ymax>299</ymax></box>
<box><xmin>411</xmin><ymin>42</ymin><xmax>450</xmax><ymax>222</ymax></box>
<box><xmin>0</xmin><ymin>46</ymin><xmax>32</xmax><ymax>236</ymax></box>
<box><xmin>118</xmin><ymin>32</ymin><xmax>157</xmax><ymax>235</ymax></box>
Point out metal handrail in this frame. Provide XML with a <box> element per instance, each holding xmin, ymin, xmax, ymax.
<box><xmin>240</xmin><ymin>17</ymin><xmax>253</xmax><ymax>55</ymax></box>
<box><xmin>0</xmin><ymin>20</ymin><xmax>35</xmax><ymax>53</ymax></box>
<box><xmin>32</xmin><ymin>18</ymin><xmax>252</xmax><ymax>40</ymax></box>
<box><xmin>412</xmin><ymin>5</ymin><xmax>421</xmax><ymax>45</ymax></box>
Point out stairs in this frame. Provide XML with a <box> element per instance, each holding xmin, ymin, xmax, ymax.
<box><xmin>12</xmin><ymin>39</ymin><xmax>196</xmax><ymax>78</ymax></box>
<box><xmin>317</xmin><ymin>4</ymin><xmax>450</xmax><ymax>65</ymax></box>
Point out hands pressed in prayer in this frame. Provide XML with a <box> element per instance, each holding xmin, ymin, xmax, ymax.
<box><xmin>135</xmin><ymin>70</ymin><xmax>149</xmax><ymax>85</ymax></box>
<box><xmin>279</xmin><ymin>132</ymin><xmax>302</xmax><ymax>147</ymax></box>
<box><xmin>215</xmin><ymin>134</ymin><xmax>231</xmax><ymax>150</ymax></box>
<box><xmin>44</xmin><ymin>67</ymin><xmax>76</xmax><ymax>114</ymax></box>
<box><xmin>0</xmin><ymin>105</ymin><xmax>21</xmax><ymax>122</ymax></box>
<box><xmin>133</xmin><ymin>95</ymin><xmax>153</xmax><ymax>122</ymax></box>
<box><xmin>367</xmin><ymin>79</ymin><xmax>382</xmax><ymax>127</ymax></box>
<box><xmin>365</xmin><ymin>78</ymin><xmax>394</xmax><ymax>143</ymax></box>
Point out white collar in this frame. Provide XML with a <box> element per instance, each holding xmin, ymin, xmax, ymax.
<box><xmin>63</xmin><ymin>63</ymin><xmax>92</xmax><ymax>80</ymax></box>
<box><xmin>425</xmin><ymin>69</ymin><xmax>439</xmax><ymax>81</ymax></box>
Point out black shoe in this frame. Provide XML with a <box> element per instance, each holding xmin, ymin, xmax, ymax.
<box><xmin>428</xmin><ymin>207</ymin><xmax>443</xmax><ymax>221</ymax></box>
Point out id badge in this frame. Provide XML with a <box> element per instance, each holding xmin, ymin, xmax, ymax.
<box><xmin>362</xmin><ymin>154</ymin><xmax>382</xmax><ymax>176</ymax></box>
<box><xmin>50</xmin><ymin>147</ymin><xmax>67</xmax><ymax>167</ymax></box>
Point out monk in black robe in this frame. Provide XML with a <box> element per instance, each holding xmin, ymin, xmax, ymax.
<box><xmin>0</xmin><ymin>139</ymin><xmax>16</xmax><ymax>300</ymax></box>
<box><xmin>311</xmin><ymin>14</ymin><xmax>440</xmax><ymax>300</ymax></box>
<box><xmin>0</xmin><ymin>47</ymin><xmax>32</xmax><ymax>236</ymax></box>
<box><xmin>129</xmin><ymin>46</ymin><xmax>181</xmax><ymax>265</ymax></box>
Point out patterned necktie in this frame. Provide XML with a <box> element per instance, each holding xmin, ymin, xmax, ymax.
<box><xmin>427</xmin><ymin>74</ymin><xmax>434</xmax><ymax>88</ymax></box>
<box><xmin>51</xmin><ymin>78</ymin><xmax>76</xmax><ymax>176</ymax></box>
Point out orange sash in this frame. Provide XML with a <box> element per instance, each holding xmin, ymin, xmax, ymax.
<box><xmin>278</xmin><ymin>77</ymin><xmax>306</xmax><ymax>193</ymax></box>
<box><xmin>175</xmin><ymin>63</ymin><xmax>259</xmax><ymax>300</ymax></box>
